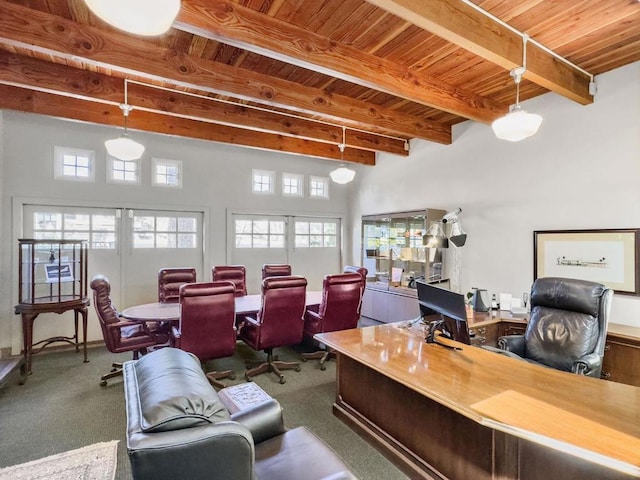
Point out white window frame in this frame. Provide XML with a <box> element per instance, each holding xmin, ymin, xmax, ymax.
<box><xmin>107</xmin><ymin>155</ymin><xmax>141</xmax><ymax>185</ymax></box>
<box><xmin>309</xmin><ymin>176</ymin><xmax>329</xmax><ymax>199</ymax></box>
<box><xmin>282</xmin><ymin>173</ymin><xmax>304</xmax><ymax>197</ymax></box>
<box><xmin>54</xmin><ymin>146</ymin><xmax>95</xmax><ymax>182</ymax></box>
<box><xmin>152</xmin><ymin>158</ymin><xmax>183</xmax><ymax>188</ymax></box>
<box><xmin>252</xmin><ymin>169</ymin><xmax>275</xmax><ymax>195</ymax></box>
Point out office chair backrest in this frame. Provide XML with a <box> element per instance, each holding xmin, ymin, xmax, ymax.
<box><xmin>178</xmin><ymin>281</ymin><xmax>237</xmax><ymax>362</ymax></box>
<box><xmin>527</xmin><ymin>277</ymin><xmax>612</xmax><ymax>374</ymax></box>
<box><xmin>318</xmin><ymin>273</ymin><xmax>363</xmax><ymax>333</ymax></box>
<box><xmin>212</xmin><ymin>265</ymin><xmax>247</xmax><ymax>297</ymax></box>
<box><xmin>158</xmin><ymin>267</ymin><xmax>197</xmax><ymax>303</ymax></box>
<box><xmin>257</xmin><ymin>276</ymin><xmax>307</xmax><ymax>348</ymax></box>
<box><xmin>261</xmin><ymin>264</ymin><xmax>292</xmax><ymax>280</ymax></box>
<box><xmin>91</xmin><ymin>274</ymin><xmax>121</xmax><ymax>352</ymax></box>
<box><xmin>343</xmin><ymin>265</ymin><xmax>368</xmax><ymax>315</ymax></box>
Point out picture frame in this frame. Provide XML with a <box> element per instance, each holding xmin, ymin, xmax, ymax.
<box><xmin>534</xmin><ymin>229</ymin><xmax>640</xmax><ymax>296</ymax></box>
<box><xmin>44</xmin><ymin>263</ymin><xmax>74</xmax><ymax>283</ymax></box>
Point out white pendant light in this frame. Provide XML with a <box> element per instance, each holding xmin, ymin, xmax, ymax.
<box><xmin>330</xmin><ymin>127</ymin><xmax>356</xmax><ymax>184</ymax></box>
<box><xmin>105</xmin><ymin>83</ymin><xmax>145</xmax><ymax>161</ymax></box>
<box><xmin>84</xmin><ymin>0</ymin><xmax>181</xmax><ymax>36</ymax></box>
<box><xmin>492</xmin><ymin>36</ymin><xmax>543</xmax><ymax>142</ymax></box>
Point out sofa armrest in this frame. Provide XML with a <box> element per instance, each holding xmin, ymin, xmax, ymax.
<box><xmin>230</xmin><ymin>399</ymin><xmax>285</xmax><ymax>444</ymax></box>
<box><xmin>497</xmin><ymin>335</ymin><xmax>526</xmax><ymax>356</ymax></box>
<box><xmin>572</xmin><ymin>352</ymin><xmax>602</xmax><ymax>377</ymax></box>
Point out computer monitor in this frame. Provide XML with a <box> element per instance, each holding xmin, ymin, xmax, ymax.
<box><xmin>415</xmin><ymin>279</ymin><xmax>471</xmax><ymax>345</ymax></box>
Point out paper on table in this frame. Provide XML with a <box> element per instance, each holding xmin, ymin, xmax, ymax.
<box><xmin>499</xmin><ymin>293</ymin><xmax>512</xmax><ymax>311</ymax></box>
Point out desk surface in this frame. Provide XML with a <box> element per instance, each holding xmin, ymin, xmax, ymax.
<box><xmin>121</xmin><ymin>291</ymin><xmax>323</xmax><ymax>322</ymax></box>
<box><xmin>317</xmin><ymin>323</ymin><xmax>640</xmax><ymax>477</ymax></box>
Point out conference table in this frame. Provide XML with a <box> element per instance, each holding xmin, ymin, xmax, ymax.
<box><xmin>121</xmin><ymin>291</ymin><xmax>323</xmax><ymax>323</ymax></box>
<box><xmin>316</xmin><ymin>322</ymin><xmax>640</xmax><ymax>480</ymax></box>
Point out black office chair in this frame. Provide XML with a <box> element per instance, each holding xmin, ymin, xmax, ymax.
<box><xmin>497</xmin><ymin>277</ymin><xmax>613</xmax><ymax>378</ymax></box>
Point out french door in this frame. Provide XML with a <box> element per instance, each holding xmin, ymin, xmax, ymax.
<box><xmin>23</xmin><ymin>204</ymin><xmax>204</xmax><ymax>320</ymax></box>
<box><xmin>229</xmin><ymin>213</ymin><xmax>342</xmax><ymax>293</ymax></box>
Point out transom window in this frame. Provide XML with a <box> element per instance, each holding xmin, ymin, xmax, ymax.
<box><xmin>309</xmin><ymin>176</ymin><xmax>329</xmax><ymax>199</ymax></box>
<box><xmin>235</xmin><ymin>219</ymin><xmax>285</xmax><ymax>248</ymax></box>
<box><xmin>33</xmin><ymin>211</ymin><xmax>116</xmax><ymax>249</ymax></box>
<box><xmin>153</xmin><ymin>158</ymin><xmax>182</xmax><ymax>188</ymax></box>
<box><xmin>252</xmin><ymin>170</ymin><xmax>275</xmax><ymax>195</ymax></box>
<box><xmin>54</xmin><ymin>146</ymin><xmax>95</xmax><ymax>182</ymax></box>
<box><xmin>295</xmin><ymin>221</ymin><xmax>337</xmax><ymax>248</ymax></box>
<box><xmin>108</xmin><ymin>156</ymin><xmax>140</xmax><ymax>184</ymax></box>
<box><xmin>133</xmin><ymin>215</ymin><xmax>198</xmax><ymax>249</ymax></box>
<box><xmin>282</xmin><ymin>173</ymin><xmax>303</xmax><ymax>197</ymax></box>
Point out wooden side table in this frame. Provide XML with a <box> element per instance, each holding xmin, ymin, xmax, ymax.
<box><xmin>15</xmin><ymin>296</ymin><xmax>90</xmax><ymax>380</ymax></box>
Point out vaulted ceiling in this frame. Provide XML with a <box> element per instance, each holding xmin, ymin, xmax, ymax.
<box><xmin>0</xmin><ymin>0</ymin><xmax>638</xmax><ymax>166</ymax></box>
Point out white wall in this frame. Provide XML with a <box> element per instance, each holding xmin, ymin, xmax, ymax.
<box><xmin>0</xmin><ymin>113</ymin><xmax>355</xmax><ymax>351</ymax></box>
<box><xmin>352</xmin><ymin>61</ymin><xmax>640</xmax><ymax>326</ymax></box>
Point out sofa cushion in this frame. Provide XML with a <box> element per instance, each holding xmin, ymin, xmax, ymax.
<box><xmin>133</xmin><ymin>348</ymin><xmax>230</xmax><ymax>433</ymax></box>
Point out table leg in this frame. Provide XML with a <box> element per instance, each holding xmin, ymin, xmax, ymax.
<box><xmin>74</xmin><ymin>309</ymin><xmax>79</xmax><ymax>353</ymax></box>
<box><xmin>79</xmin><ymin>307</ymin><xmax>89</xmax><ymax>364</ymax></box>
<box><xmin>21</xmin><ymin>312</ymin><xmax>38</xmax><ymax>376</ymax></box>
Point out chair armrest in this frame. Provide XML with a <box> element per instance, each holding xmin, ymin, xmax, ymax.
<box><xmin>572</xmin><ymin>352</ymin><xmax>601</xmax><ymax>377</ymax></box>
<box><xmin>497</xmin><ymin>335</ymin><xmax>526</xmax><ymax>356</ymax></box>
<box><xmin>108</xmin><ymin>319</ymin><xmax>143</xmax><ymax>330</ymax></box>
<box><xmin>230</xmin><ymin>399</ymin><xmax>285</xmax><ymax>444</ymax></box>
<box><xmin>306</xmin><ymin>304</ymin><xmax>320</xmax><ymax>315</ymax></box>
<box><xmin>242</xmin><ymin>315</ymin><xmax>260</xmax><ymax>328</ymax></box>
<box><xmin>305</xmin><ymin>309</ymin><xmax>321</xmax><ymax>320</ymax></box>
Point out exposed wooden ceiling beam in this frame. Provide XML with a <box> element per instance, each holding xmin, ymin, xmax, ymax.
<box><xmin>0</xmin><ymin>83</ymin><xmax>375</xmax><ymax>164</ymax></box>
<box><xmin>175</xmin><ymin>0</ymin><xmax>507</xmax><ymax>123</ymax></box>
<box><xmin>0</xmin><ymin>51</ymin><xmax>407</xmax><ymax>155</ymax></box>
<box><xmin>0</xmin><ymin>0</ymin><xmax>450</xmax><ymax>145</ymax></box>
<box><xmin>363</xmin><ymin>0</ymin><xmax>593</xmax><ymax>105</ymax></box>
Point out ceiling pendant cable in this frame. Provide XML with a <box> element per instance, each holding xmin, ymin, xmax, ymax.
<box><xmin>329</xmin><ymin>126</ymin><xmax>356</xmax><ymax>184</ymax></box>
<box><xmin>104</xmin><ymin>80</ymin><xmax>145</xmax><ymax>160</ymax></box>
<box><xmin>491</xmin><ymin>34</ymin><xmax>543</xmax><ymax>142</ymax></box>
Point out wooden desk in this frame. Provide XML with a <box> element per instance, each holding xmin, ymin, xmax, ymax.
<box><xmin>316</xmin><ymin>324</ymin><xmax>640</xmax><ymax>480</ymax></box>
<box><xmin>121</xmin><ymin>291</ymin><xmax>323</xmax><ymax>322</ymax></box>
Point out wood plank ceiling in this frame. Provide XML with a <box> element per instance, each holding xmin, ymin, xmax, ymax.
<box><xmin>0</xmin><ymin>0</ymin><xmax>638</xmax><ymax>165</ymax></box>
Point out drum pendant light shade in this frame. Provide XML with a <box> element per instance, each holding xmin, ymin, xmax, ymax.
<box><xmin>84</xmin><ymin>0</ymin><xmax>181</xmax><ymax>36</ymax></box>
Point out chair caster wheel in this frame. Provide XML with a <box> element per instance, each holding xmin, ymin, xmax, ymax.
<box><xmin>301</xmin><ymin>357</ymin><xmax>307</xmax><ymax>362</ymax></box>
<box><xmin>295</xmin><ymin>366</ymin><xmax>301</xmax><ymax>372</ymax></box>
<box><xmin>245</xmin><ymin>374</ymin><xmax>252</xmax><ymax>382</ymax></box>
<box><xmin>100</xmin><ymin>380</ymin><xmax>107</xmax><ymax>387</ymax></box>
<box><xmin>229</xmin><ymin>374</ymin><xmax>236</xmax><ymax>380</ymax></box>
<box><xmin>110</xmin><ymin>367</ymin><xmax>117</xmax><ymax>372</ymax></box>
<box><xmin>320</xmin><ymin>364</ymin><xmax>326</xmax><ymax>371</ymax></box>
<box><xmin>279</xmin><ymin>377</ymin><xmax>286</xmax><ymax>384</ymax></box>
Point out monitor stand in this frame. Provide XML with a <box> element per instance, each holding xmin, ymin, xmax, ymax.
<box><xmin>425</xmin><ymin>319</ymin><xmax>462</xmax><ymax>351</ymax></box>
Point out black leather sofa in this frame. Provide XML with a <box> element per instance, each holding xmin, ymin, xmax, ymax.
<box><xmin>123</xmin><ymin>347</ymin><xmax>358</xmax><ymax>480</ymax></box>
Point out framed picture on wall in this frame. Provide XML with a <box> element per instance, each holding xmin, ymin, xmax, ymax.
<box><xmin>534</xmin><ymin>229</ymin><xmax>640</xmax><ymax>296</ymax></box>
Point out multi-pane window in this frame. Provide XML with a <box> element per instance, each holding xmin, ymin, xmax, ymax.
<box><xmin>54</xmin><ymin>146</ymin><xmax>95</xmax><ymax>182</ymax></box>
<box><xmin>133</xmin><ymin>215</ymin><xmax>197</xmax><ymax>249</ymax></box>
<box><xmin>153</xmin><ymin>158</ymin><xmax>182</xmax><ymax>188</ymax></box>
<box><xmin>108</xmin><ymin>157</ymin><xmax>139</xmax><ymax>184</ymax></box>
<box><xmin>252</xmin><ymin>170</ymin><xmax>275</xmax><ymax>194</ymax></box>
<box><xmin>33</xmin><ymin>212</ymin><xmax>116</xmax><ymax>249</ymax></box>
<box><xmin>309</xmin><ymin>176</ymin><xmax>329</xmax><ymax>199</ymax></box>
<box><xmin>235</xmin><ymin>219</ymin><xmax>285</xmax><ymax>248</ymax></box>
<box><xmin>282</xmin><ymin>173</ymin><xmax>303</xmax><ymax>197</ymax></box>
<box><xmin>295</xmin><ymin>221</ymin><xmax>337</xmax><ymax>248</ymax></box>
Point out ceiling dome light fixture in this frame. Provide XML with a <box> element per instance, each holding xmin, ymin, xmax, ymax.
<box><xmin>330</xmin><ymin>127</ymin><xmax>356</xmax><ymax>184</ymax></box>
<box><xmin>84</xmin><ymin>0</ymin><xmax>181</xmax><ymax>36</ymax></box>
<box><xmin>105</xmin><ymin>82</ymin><xmax>145</xmax><ymax>161</ymax></box>
<box><xmin>492</xmin><ymin>35</ymin><xmax>543</xmax><ymax>142</ymax></box>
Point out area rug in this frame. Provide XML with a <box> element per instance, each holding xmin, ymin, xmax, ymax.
<box><xmin>0</xmin><ymin>441</ymin><xmax>118</xmax><ymax>480</ymax></box>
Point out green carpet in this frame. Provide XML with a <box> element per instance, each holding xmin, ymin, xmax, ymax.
<box><xmin>0</xmin><ymin>343</ymin><xmax>408</xmax><ymax>480</ymax></box>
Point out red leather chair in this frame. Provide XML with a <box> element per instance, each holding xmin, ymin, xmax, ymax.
<box><xmin>343</xmin><ymin>265</ymin><xmax>368</xmax><ymax>315</ymax></box>
<box><xmin>212</xmin><ymin>265</ymin><xmax>247</xmax><ymax>297</ymax></box>
<box><xmin>301</xmin><ymin>273</ymin><xmax>362</xmax><ymax>369</ymax></box>
<box><xmin>261</xmin><ymin>264</ymin><xmax>292</xmax><ymax>280</ymax></box>
<box><xmin>171</xmin><ymin>281</ymin><xmax>237</xmax><ymax>388</ymax></box>
<box><xmin>91</xmin><ymin>275</ymin><xmax>169</xmax><ymax>386</ymax></box>
<box><xmin>158</xmin><ymin>267</ymin><xmax>197</xmax><ymax>303</ymax></box>
<box><xmin>238</xmin><ymin>276</ymin><xmax>307</xmax><ymax>384</ymax></box>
